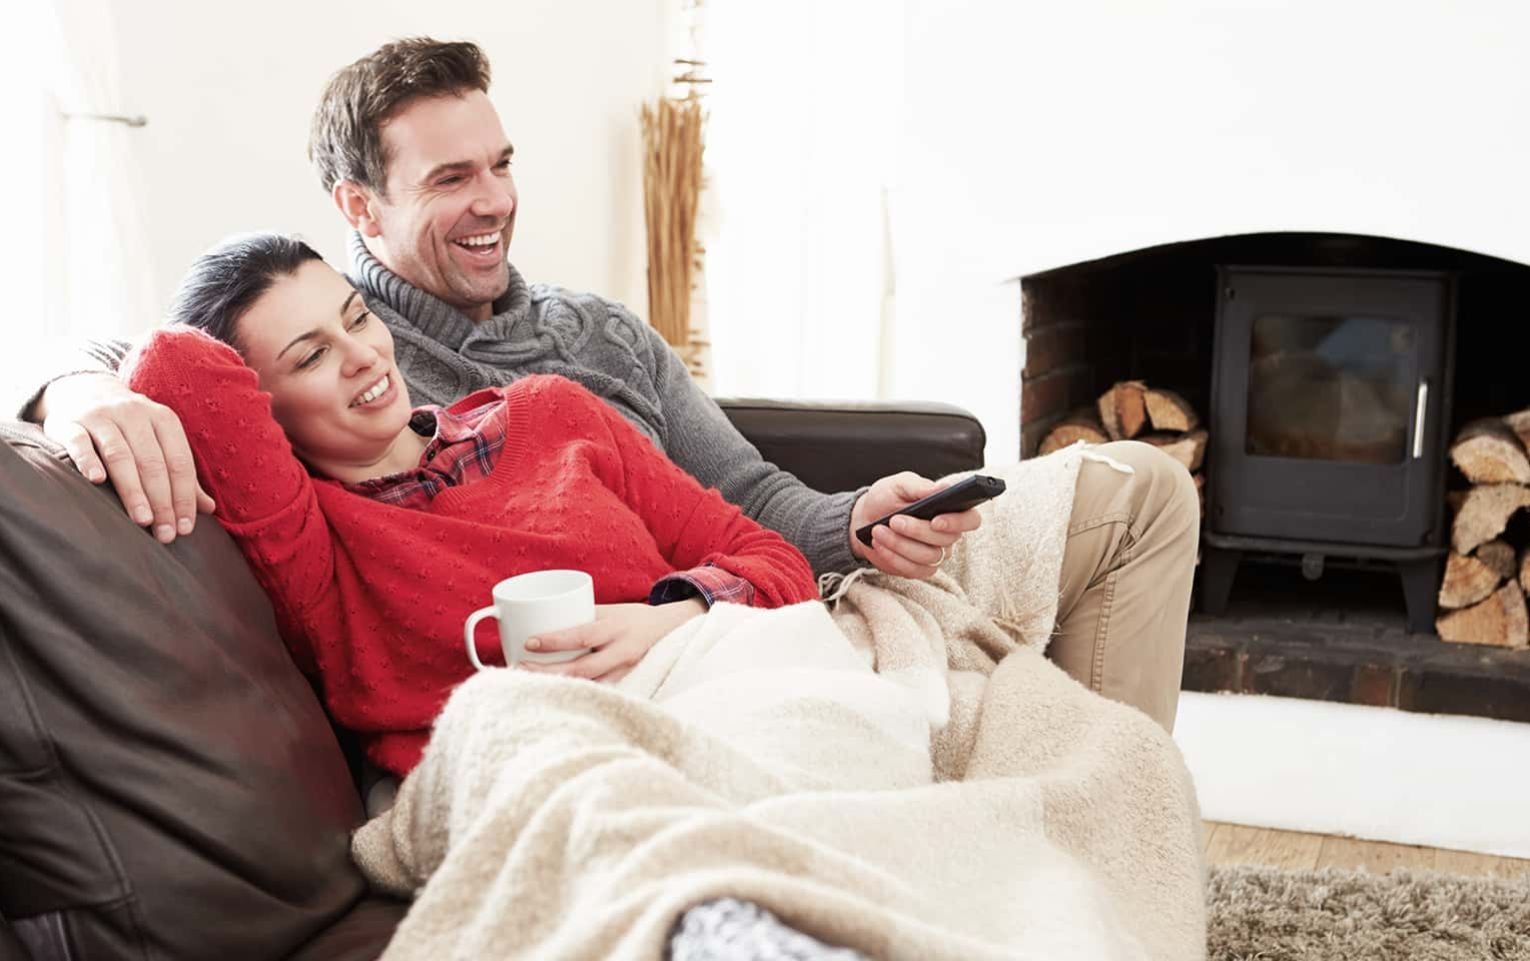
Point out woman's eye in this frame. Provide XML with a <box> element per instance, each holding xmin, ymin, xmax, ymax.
<box><xmin>297</xmin><ymin>347</ymin><xmax>326</xmax><ymax>370</ymax></box>
<box><xmin>349</xmin><ymin>311</ymin><xmax>370</xmax><ymax>330</ymax></box>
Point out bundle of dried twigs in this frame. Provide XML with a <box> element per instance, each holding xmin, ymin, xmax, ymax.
<box><xmin>641</xmin><ymin>96</ymin><xmax>706</xmax><ymax>362</ymax></box>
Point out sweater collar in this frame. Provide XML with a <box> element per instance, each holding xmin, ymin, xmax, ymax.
<box><xmin>346</xmin><ymin>232</ymin><xmax>531</xmax><ymax>351</ymax></box>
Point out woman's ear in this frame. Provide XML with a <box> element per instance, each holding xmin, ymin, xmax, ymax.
<box><xmin>333</xmin><ymin>180</ymin><xmax>383</xmax><ymax>238</ymax></box>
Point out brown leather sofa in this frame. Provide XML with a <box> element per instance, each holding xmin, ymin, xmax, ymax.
<box><xmin>0</xmin><ymin>399</ymin><xmax>986</xmax><ymax>961</ymax></box>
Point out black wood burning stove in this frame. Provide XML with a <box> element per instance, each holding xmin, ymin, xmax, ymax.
<box><xmin>1201</xmin><ymin>266</ymin><xmax>1456</xmax><ymax>632</ymax></box>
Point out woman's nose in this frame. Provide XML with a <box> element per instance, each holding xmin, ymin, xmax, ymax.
<box><xmin>341</xmin><ymin>338</ymin><xmax>382</xmax><ymax>376</ymax></box>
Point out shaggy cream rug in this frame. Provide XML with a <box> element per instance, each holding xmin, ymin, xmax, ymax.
<box><xmin>1208</xmin><ymin>864</ymin><xmax>1530</xmax><ymax>960</ymax></box>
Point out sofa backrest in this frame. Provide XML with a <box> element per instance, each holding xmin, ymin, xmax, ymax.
<box><xmin>717</xmin><ymin>398</ymin><xmax>987</xmax><ymax>493</ymax></box>
<box><xmin>0</xmin><ymin>423</ymin><xmax>387</xmax><ymax>959</ymax></box>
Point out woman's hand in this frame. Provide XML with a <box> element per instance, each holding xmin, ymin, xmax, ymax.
<box><xmin>517</xmin><ymin>598</ymin><xmax>707</xmax><ymax>684</ymax></box>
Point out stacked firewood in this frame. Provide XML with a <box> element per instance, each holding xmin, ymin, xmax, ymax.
<box><xmin>1038</xmin><ymin>381</ymin><xmax>1208</xmax><ymax>512</ymax></box>
<box><xmin>1437</xmin><ymin>409</ymin><xmax>1530</xmax><ymax>649</ymax></box>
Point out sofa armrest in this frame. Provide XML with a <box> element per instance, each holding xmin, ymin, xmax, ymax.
<box><xmin>716</xmin><ymin>398</ymin><xmax>986</xmax><ymax>493</ymax></box>
<box><xmin>0</xmin><ymin>421</ymin><xmax>383</xmax><ymax>961</ymax></box>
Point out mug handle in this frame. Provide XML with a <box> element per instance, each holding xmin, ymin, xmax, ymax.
<box><xmin>463</xmin><ymin>606</ymin><xmax>499</xmax><ymax>671</ymax></box>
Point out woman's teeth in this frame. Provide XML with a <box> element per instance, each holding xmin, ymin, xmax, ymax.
<box><xmin>352</xmin><ymin>375</ymin><xmax>390</xmax><ymax>407</ymax></box>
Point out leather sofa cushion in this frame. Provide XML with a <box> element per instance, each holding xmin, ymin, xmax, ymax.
<box><xmin>0</xmin><ymin>424</ymin><xmax>392</xmax><ymax>959</ymax></box>
<box><xmin>286</xmin><ymin>897</ymin><xmax>408</xmax><ymax>961</ymax></box>
<box><xmin>0</xmin><ymin>916</ymin><xmax>27</xmax><ymax>961</ymax></box>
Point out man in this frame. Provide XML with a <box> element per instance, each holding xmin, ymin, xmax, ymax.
<box><xmin>21</xmin><ymin>38</ymin><xmax>1197</xmax><ymax>730</ymax></box>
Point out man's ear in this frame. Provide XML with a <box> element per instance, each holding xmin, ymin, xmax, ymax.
<box><xmin>333</xmin><ymin>180</ymin><xmax>384</xmax><ymax>238</ymax></box>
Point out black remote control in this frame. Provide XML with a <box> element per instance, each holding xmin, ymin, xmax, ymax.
<box><xmin>855</xmin><ymin>474</ymin><xmax>1006</xmax><ymax>547</ymax></box>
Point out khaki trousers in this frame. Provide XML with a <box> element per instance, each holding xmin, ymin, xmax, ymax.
<box><xmin>1045</xmin><ymin>441</ymin><xmax>1199</xmax><ymax>732</ymax></box>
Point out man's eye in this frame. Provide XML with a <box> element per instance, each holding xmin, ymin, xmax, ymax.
<box><xmin>495</xmin><ymin>159</ymin><xmax>512</xmax><ymax>173</ymax></box>
<box><xmin>297</xmin><ymin>347</ymin><xmax>326</xmax><ymax>370</ymax></box>
<box><xmin>439</xmin><ymin>175</ymin><xmax>463</xmax><ymax>187</ymax></box>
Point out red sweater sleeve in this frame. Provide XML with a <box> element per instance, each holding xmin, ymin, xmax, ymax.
<box><xmin>122</xmin><ymin>328</ymin><xmax>337</xmax><ymax>661</ymax></box>
<box><xmin>535</xmin><ymin>377</ymin><xmax>818</xmax><ymax>607</ymax></box>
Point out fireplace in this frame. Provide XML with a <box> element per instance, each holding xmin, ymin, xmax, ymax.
<box><xmin>1200</xmin><ymin>266</ymin><xmax>1455</xmax><ymax>634</ymax></box>
<box><xmin>1018</xmin><ymin>232</ymin><xmax>1530</xmax><ymax>725</ymax></box>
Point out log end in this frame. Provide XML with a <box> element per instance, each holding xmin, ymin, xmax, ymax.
<box><xmin>1438</xmin><ymin>553</ymin><xmax>1501</xmax><ymax>610</ymax></box>
<box><xmin>1144</xmin><ymin>387</ymin><xmax>1201</xmax><ymax>433</ymax></box>
<box><xmin>1435</xmin><ymin>582</ymin><xmax>1529</xmax><ymax>649</ymax></box>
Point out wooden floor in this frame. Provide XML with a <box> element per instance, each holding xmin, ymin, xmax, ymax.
<box><xmin>1204</xmin><ymin>821</ymin><xmax>1530</xmax><ymax>880</ymax></box>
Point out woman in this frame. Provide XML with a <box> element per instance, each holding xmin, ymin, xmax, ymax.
<box><xmin>125</xmin><ymin>233</ymin><xmax>817</xmax><ymax>776</ymax></box>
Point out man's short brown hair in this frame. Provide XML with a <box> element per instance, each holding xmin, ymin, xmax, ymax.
<box><xmin>308</xmin><ymin>38</ymin><xmax>491</xmax><ymax>197</ymax></box>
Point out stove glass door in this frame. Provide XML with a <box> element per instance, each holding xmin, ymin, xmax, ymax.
<box><xmin>1246</xmin><ymin>312</ymin><xmax>1414</xmax><ymax>465</ymax></box>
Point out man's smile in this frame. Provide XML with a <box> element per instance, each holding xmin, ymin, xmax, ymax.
<box><xmin>450</xmin><ymin>230</ymin><xmax>504</xmax><ymax>267</ymax></box>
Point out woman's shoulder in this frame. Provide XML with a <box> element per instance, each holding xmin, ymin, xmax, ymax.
<box><xmin>502</xmin><ymin>374</ymin><xmax>626</xmax><ymax>443</ymax></box>
<box><xmin>507</xmin><ymin>372</ymin><xmax>606</xmax><ymax>406</ymax></box>
<box><xmin>443</xmin><ymin>385</ymin><xmax>512</xmax><ymax>415</ymax></box>
<box><xmin>438</xmin><ymin>378</ymin><xmax>589</xmax><ymax>417</ymax></box>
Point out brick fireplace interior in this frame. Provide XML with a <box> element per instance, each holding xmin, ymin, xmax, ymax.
<box><xmin>1020</xmin><ymin>232</ymin><xmax>1530</xmax><ymax>723</ymax></box>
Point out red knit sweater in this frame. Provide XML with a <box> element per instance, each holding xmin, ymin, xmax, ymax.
<box><xmin>125</xmin><ymin>328</ymin><xmax>817</xmax><ymax>775</ymax></box>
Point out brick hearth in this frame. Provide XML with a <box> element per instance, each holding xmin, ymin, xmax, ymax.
<box><xmin>1184</xmin><ymin>564</ymin><xmax>1530</xmax><ymax>724</ymax></box>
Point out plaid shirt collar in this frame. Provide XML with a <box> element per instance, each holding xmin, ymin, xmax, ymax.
<box><xmin>347</xmin><ymin>387</ymin><xmax>758</xmax><ymax>610</ymax></box>
<box><xmin>346</xmin><ymin>390</ymin><xmax>508</xmax><ymax>509</ymax></box>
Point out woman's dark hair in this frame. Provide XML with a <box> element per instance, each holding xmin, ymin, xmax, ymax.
<box><xmin>167</xmin><ymin>233</ymin><xmax>324</xmax><ymax>348</ymax></box>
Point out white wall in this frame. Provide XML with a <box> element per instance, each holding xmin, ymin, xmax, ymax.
<box><xmin>21</xmin><ymin>0</ymin><xmax>1530</xmax><ymax>465</ymax></box>
<box><xmin>703</xmin><ymin>0</ymin><xmax>907</xmax><ymax>407</ymax></box>
<box><xmin>894</xmin><ymin>0</ymin><xmax>1530</xmax><ymax>462</ymax></box>
<box><xmin>111</xmin><ymin>0</ymin><xmax>670</xmax><ymax>331</ymax></box>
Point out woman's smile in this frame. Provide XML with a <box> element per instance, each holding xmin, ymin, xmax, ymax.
<box><xmin>350</xmin><ymin>372</ymin><xmax>396</xmax><ymax>409</ymax></box>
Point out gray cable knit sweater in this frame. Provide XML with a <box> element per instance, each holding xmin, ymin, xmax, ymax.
<box><xmin>345</xmin><ymin>236</ymin><xmax>861</xmax><ymax>575</ymax></box>
<box><xmin>25</xmin><ymin>234</ymin><xmax>862</xmax><ymax>575</ymax></box>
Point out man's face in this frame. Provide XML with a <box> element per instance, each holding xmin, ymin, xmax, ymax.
<box><xmin>367</xmin><ymin>90</ymin><xmax>517</xmax><ymax>321</ymax></box>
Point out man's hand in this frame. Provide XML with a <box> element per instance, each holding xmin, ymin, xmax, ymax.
<box><xmin>517</xmin><ymin>598</ymin><xmax>706</xmax><ymax>684</ymax></box>
<box><xmin>848</xmin><ymin>472</ymin><xmax>983</xmax><ymax>579</ymax></box>
<box><xmin>38</xmin><ymin>373</ymin><xmax>216</xmax><ymax>544</ymax></box>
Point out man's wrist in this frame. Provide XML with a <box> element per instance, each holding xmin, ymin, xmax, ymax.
<box><xmin>847</xmin><ymin>490</ymin><xmax>873</xmax><ymax>561</ymax></box>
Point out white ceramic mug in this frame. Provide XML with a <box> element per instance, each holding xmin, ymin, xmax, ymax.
<box><xmin>463</xmin><ymin>569</ymin><xmax>595</xmax><ymax>670</ymax></box>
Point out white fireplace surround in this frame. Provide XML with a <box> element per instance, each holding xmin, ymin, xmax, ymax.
<box><xmin>889</xmin><ymin>0</ymin><xmax>1530</xmax><ymax>461</ymax></box>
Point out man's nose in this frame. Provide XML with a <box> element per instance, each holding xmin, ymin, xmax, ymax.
<box><xmin>470</xmin><ymin>170</ymin><xmax>514</xmax><ymax>220</ymax></box>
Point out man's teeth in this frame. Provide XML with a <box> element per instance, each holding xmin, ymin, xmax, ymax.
<box><xmin>353</xmin><ymin>375</ymin><xmax>389</xmax><ymax>407</ymax></box>
<box><xmin>456</xmin><ymin>232</ymin><xmax>499</xmax><ymax>247</ymax></box>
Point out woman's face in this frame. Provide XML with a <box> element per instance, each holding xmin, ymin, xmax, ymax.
<box><xmin>236</xmin><ymin>259</ymin><xmax>413</xmax><ymax>475</ymax></box>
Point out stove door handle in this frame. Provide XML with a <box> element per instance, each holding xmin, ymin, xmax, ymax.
<box><xmin>1412</xmin><ymin>379</ymin><xmax>1429</xmax><ymax>460</ymax></box>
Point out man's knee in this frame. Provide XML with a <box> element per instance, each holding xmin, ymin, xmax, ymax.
<box><xmin>1091</xmin><ymin>441</ymin><xmax>1200</xmax><ymax>540</ymax></box>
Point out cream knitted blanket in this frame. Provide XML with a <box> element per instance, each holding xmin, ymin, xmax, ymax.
<box><xmin>351</xmin><ymin>450</ymin><xmax>1207</xmax><ymax>960</ymax></box>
